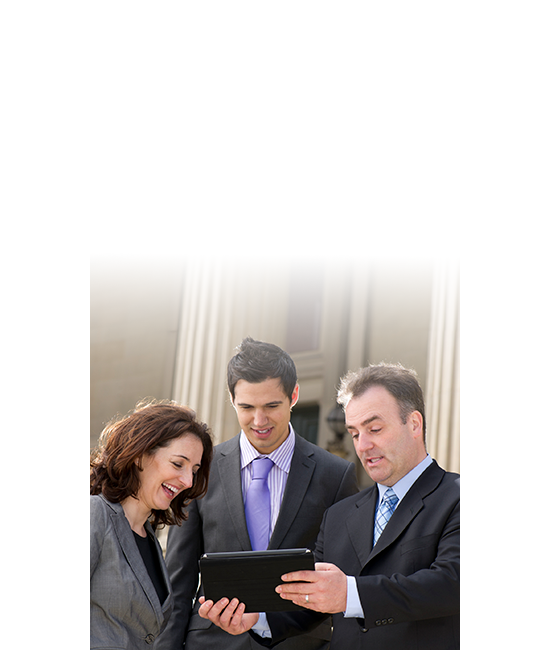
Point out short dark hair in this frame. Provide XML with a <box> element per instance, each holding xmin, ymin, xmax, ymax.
<box><xmin>337</xmin><ymin>362</ymin><xmax>426</xmax><ymax>443</ymax></box>
<box><xmin>227</xmin><ymin>337</ymin><xmax>298</xmax><ymax>401</ymax></box>
<box><xmin>90</xmin><ymin>399</ymin><xmax>214</xmax><ymax>528</ymax></box>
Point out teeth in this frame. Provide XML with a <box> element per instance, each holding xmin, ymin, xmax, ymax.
<box><xmin>163</xmin><ymin>483</ymin><xmax>177</xmax><ymax>493</ymax></box>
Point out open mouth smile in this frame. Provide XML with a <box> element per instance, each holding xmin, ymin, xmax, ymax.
<box><xmin>252</xmin><ymin>427</ymin><xmax>273</xmax><ymax>436</ymax></box>
<box><xmin>162</xmin><ymin>483</ymin><xmax>179</xmax><ymax>499</ymax></box>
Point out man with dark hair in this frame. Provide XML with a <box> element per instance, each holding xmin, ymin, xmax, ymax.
<box><xmin>227</xmin><ymin>336</ymin><xmax>299</xmax><ymax>402</ymax></box>
<box><xmin>199</xmin><ymin>362</ymin><xmax>460</xmax><ymax>650</ymax></box>
<box><xmin>155</xmin><ymin>338</ymin><xmax>358</xmax><ymax>650</ymax></box>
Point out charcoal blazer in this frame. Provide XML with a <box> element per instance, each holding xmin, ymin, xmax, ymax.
<box><xmin>91</xmin><ymin>495</ymin><xmax>174</xmax><ymax>649</ymax></box>
<box><xmin>260</xmin><ymin>460</ymin><xmax>460</xmax><ymax>650</ymax></box>
<box><xmin>155</xmin><ymin>432</ymin><xmax>358</xmax><ymax>650</ymax></box>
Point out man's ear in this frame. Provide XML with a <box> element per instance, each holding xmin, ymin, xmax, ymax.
<box><xmin>409</xmin><ymin>411</ymin><xmax>423</xmax><ymax>439</ymax></box>
<box><xmin>290</xmin><ymin>383</ymin><xmax>300</xmax><ymax>409</ymax></box>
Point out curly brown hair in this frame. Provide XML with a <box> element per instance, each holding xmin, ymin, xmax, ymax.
<box><xmin>90</xmin><ymin>399</ymin><xmax>213</xmax><ymax>528</ymax></box>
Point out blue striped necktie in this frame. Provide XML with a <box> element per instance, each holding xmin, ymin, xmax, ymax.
<box><xmin>373</xmin><ymin>487</ymin><xmax>399</xmax><ymax>546</ymax></box>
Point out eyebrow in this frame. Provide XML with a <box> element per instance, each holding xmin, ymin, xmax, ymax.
<box><xmin>236</xmin><ymin>400</ymin><xmax>284</xmax><ymax>408</ymax></box>
<box><xmin>346</xmin><ymin>415</ymin><xmax>382</xmax><ymax>430</ymax></box>
<box><xmin>173</xmin><ymin>454</ymin><xmax>201</xmax><ymax>467</ymax></box>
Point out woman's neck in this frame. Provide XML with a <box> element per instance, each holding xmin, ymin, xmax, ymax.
<box><xmin>121</xmin><ymin>496</ymin><xmax>150</xmax><ymax>537</ymax></box>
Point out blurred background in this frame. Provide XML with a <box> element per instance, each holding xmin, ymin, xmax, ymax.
<box><xmin>91</xmin><ymin>255</ymin><xmax>459</xmax><ymax>491</ymax></box>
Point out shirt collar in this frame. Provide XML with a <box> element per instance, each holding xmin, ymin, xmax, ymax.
<box><xmin>240</xmin><ymin>424</ymin><xmax>296</xmax><ymax>473</ymax></box>
<box><xmin>377</xmin><ymin>453</ymin><xmax>433</xmax><ymax>505</ymax></box>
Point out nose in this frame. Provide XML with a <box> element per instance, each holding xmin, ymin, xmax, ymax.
<box><xmin>355</xmin><ymin>432</ymin><xmax>373</xmax><ymax>454</ymax></box>
<box><xmin>179</xmin><ymin>468</ymin><xmax>195</xmax><ymax>489</ymax></box>
<box><xmin>252</xmin><ymin>409</ymin><xmax>269</xmax><ymax>427</ymax></box>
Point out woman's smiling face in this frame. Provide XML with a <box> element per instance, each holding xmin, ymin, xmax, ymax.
<box><xmin>136</xmin><ymin>434</ymin><xmax>204</xmax><ymax>513</ymax></box>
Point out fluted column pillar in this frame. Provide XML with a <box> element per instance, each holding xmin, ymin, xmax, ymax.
<box><xmin>172</xmin><ymin>259</ymin><xmax>289</xmax><ymax>442</ymax></box>
<box><xmin>426</xmin><ymin>261</ymin><xmax>460</xmax><ymax>473</ymax></box>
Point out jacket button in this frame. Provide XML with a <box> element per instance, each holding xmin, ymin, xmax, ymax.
<box><xmin>388</xmin><ymin>618</ymin><xmax>394</xmax><ymax>624</ymax></box>
<box><xmin>145</xmin><ymin>634</ymin><xmax>155</xmax><ymax>644</ymax></box>
<box><xmin>375</xmin><ymin>620</ymin><xmax>382</xmax><ymax>626</ymax></box>
<box><xmin>361</xmin><ymin>627</ymin><xmax>368</xmax><ymax>633</ymax></box>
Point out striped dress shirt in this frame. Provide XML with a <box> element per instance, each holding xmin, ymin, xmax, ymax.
<box><xmin>240</xmin><ymin>425</ymin><xmax>296</xmax><ymax>540</ymax></box>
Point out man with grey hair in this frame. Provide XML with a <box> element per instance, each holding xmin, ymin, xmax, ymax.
<box><xmin>199</xmin><ymin>362</ymin><xmax>460</xmax><ymax>650</ymax></box>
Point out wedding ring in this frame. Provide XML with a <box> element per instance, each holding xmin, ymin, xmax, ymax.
<box><xmin>305</xmin><ymin>594</ymin><xmax>309</xmax><ymax>603</ymax></box>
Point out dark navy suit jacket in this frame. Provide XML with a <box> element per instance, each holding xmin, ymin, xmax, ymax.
<box><xmin>259</xmin><ymin>460</ymin><xmax>460</xmax><ymax>650</ymax></box>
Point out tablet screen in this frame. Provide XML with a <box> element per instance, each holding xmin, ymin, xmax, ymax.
<box><xmin>199</xmin><ymin>548</ymin><xmax>314</xmax><ymax>612</ymax></box>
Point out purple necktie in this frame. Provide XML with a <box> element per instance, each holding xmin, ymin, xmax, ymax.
<box><xmin>245</xmin><ymin>457</ymin><xmax>274</xmax><ymax>551</ymax></box>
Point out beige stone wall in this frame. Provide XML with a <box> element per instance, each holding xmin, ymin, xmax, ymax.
<box><xmin>91</xmin><ymin>256</ymin><xmax>459</xmax><ymax>491</ymax></box>
<box><xmin>90</xmin><ymin>256</ymin><xmax>185</xmax><ymax>449</ymax></box>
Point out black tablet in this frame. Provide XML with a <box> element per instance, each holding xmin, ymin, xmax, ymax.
<box><xmin>199</xmin><ymin>548</ymin><xmax>314</xmax><ymax>612</ymax></box>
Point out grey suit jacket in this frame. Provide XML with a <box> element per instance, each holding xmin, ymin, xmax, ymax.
<box><xmin>154</xmin><ymin>432</ymin><xmax>358</xmax><ymax>650</ymax></box>
<box><xmin>91</xmin><ymin>495</ymin><xmax>174</xmax><ymax>649</ymax></box>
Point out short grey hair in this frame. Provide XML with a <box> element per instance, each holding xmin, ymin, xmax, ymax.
<box><xmin>337</xmin><ymin>362</ymin><xmax>426</xmax><ymax>443</ymax></box>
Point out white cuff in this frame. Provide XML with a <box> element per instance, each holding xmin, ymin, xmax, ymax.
<box><xmin>251</xmin><ymin>612</ymin><xmax>272</xmax><ymax>638</ymax></box>
<box><xmin>344</xmin><ymin>576</ymin><xmax>365</xmax><ymax>618</ymax></box>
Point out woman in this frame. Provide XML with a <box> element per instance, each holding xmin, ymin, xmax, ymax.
<box><xmin>90</xmin><ymin>399</ymin><xmax>213</xmax><ymax>649</ymax></box>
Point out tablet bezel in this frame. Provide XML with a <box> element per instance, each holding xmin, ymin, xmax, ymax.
<box><xmin>199</xmin><ymin>548</ymin><xmax>314</xmax><ymax>612</ymax></box>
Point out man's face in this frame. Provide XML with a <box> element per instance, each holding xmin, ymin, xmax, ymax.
<box><xmin>345</xmin><ymin>385</ymin><xmax>425</xmax><ymax>486</ymax></box>
<box><xmin>232</xmin><ymin>378</ymin><xmax>299</xmax><ymax>454</ymax></box>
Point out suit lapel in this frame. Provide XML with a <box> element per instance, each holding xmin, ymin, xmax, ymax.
<box><xmin>366</xmin><ymin>489</ymin><xmax>424</xmax><ymax>562</ymax></box>
<box><xmin>345</xmin><ymin>488</ymin><xmax>378</xmax><ymax>568</ymax></box>
<box><xmin>145</xmin><ymin>521</ymin><xmax>173</xmax><ymax>616</ymax></box>
<box><xmin>107</xmin><ymin>499</ymin><xmax>166</xmax><ymax>624</ymax></box>
<box><xmin>217</xmin><ymin>437</ymin><xmax>252</xmax><ymax>550</ymax></box>
<box><xmin>269</xmin><ymin>435</ymin><xmax>315</xmax><ymax>549</ymax></box>
<box><xmin>352</xmin><ymin>461</ymin><xmax>446</xmax><ymax>568</ymax></box>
